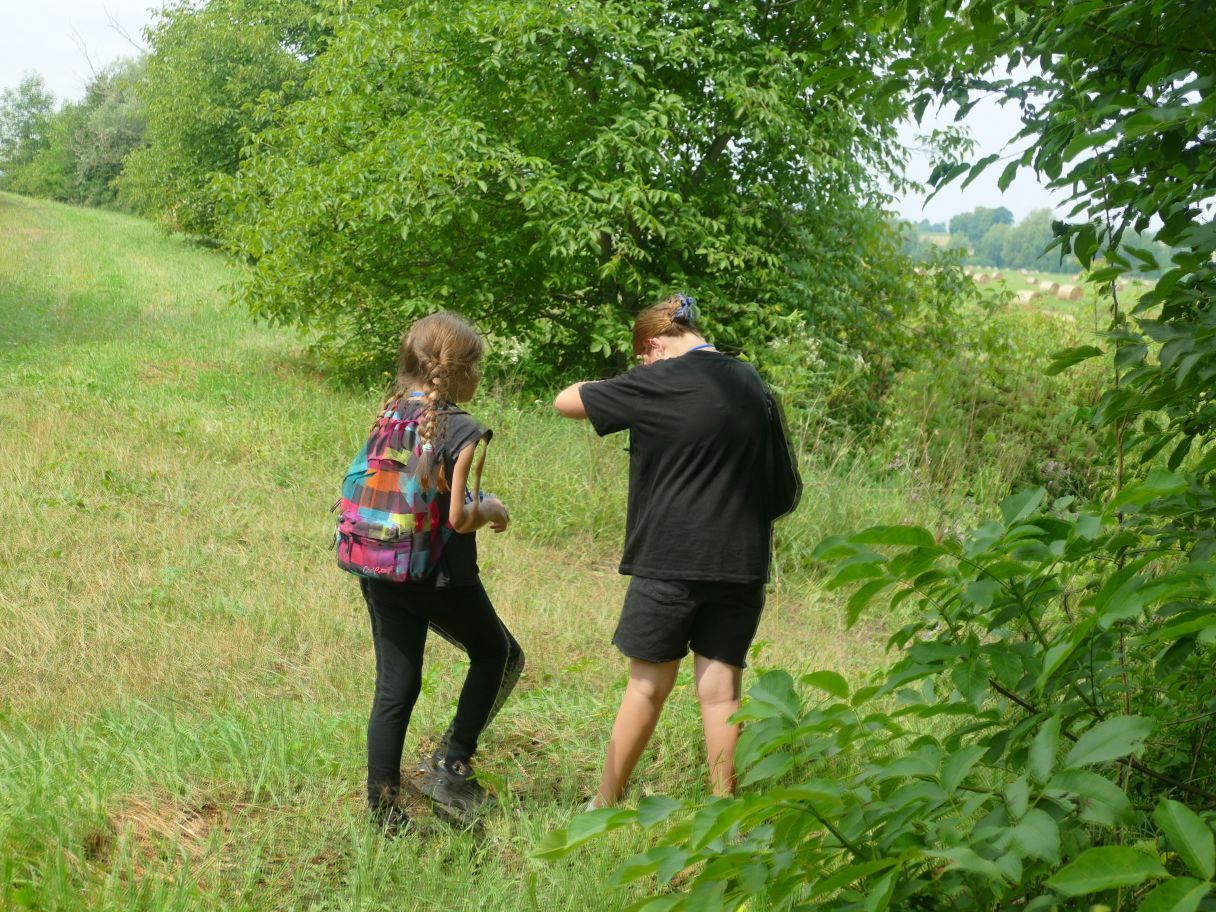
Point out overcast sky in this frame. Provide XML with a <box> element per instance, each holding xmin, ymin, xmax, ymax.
<box><xmin>2</xmin><ymin>1</ymin><xmax>1069</xmax><ymax>225</ymax></box>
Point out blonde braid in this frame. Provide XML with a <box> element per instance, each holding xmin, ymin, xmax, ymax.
<box><xmin>391</xmin><ymin>311</ymin><xmax>484</xmax><ymax>493</ymax></box>
<box><xmin>415</xmin><ymin>359</ymin><xmax>452</xmax><ymax>492</ymax></box>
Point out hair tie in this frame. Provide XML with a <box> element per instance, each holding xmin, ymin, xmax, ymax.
<box><xmin>672</xmin><ymin>294</ymin><xmax>698</xmax><ymax>325</ymax></box>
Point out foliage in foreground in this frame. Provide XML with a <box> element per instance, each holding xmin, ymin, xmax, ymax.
<box><xmin>540</xmin><ymin>0</ymin><xmax>1216</xmax><ymax>908</ymax></box>
<box><xmin>541</xmin><ymin>492</ymin><xmax>1216</xmax><ymax>911</ymax></box>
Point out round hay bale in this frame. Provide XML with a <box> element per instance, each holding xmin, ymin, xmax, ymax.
<box><xmin>1015</xmin><ymin>290</ymin><xmax>1041</xmax><ymax>306</ymax></box>
<box><xmin>1038</xmin><ymin>280</ymin><xmax>1059</xmax><ymax>294</ymax></box>
<box><xmin>991</xmin><ymin>271</ymin><xmax>1004</xmax><ymax>281</ymax></box>
<box><xmin>976</xmin><ymin>273</ymin><xmax>991</xmax><ymax>284</ymax></box>
<box><xmin>1057</xmin><ymin>283</ymin><xmax>1084</xmax><ymax>301</ymax></box>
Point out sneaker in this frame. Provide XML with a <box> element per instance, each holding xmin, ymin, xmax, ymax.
<box><xmin>415</xmin><ymin>744</ymin><xmax>445</xmax><ymax>777</ymax></box>
<box><xmin>415</xmin><ymin>728</ymin><xmax>452</xmax><ymax>776</ymax></box>
<box><xmin>414</xmin><ymin>758</ymin><xmax>493</xmax><ymax>823</ymax></box>
<box><xmin>370</xmin><ymin>803</ymin><xmax>413</xmax><ymax>838</ymax></box>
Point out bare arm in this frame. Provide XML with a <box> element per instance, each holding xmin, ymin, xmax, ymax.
<box><xmin>554</xmin><ymin>381</ymin><xmax>589</xmax><ymax>419</ymax></box>
<box><xmin>448</xmin><ymin>441</ymin><xmax>509</xmax><ymax>534</ymax></box>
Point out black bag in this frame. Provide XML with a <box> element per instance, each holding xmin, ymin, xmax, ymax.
<box><xmin>763</xmin><ymin>385</ymin><xmax>803</xmax><ymax>520</ymax></box>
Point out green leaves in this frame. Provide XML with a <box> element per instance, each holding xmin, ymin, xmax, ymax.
<box><xmin>1109</xmin><ymin>470</ymin><xmax>1189</xmax><ymax>511</ymax></box>
<box><xmin>532</xmin><ymin>807</ymin><xmax>635</xmax><ymax>859</ymax></box>
<box><xmin>1137</xmin><ymin>878</ymin><xmax>1211</xmax><ymax>912</ymax></box>
<box><xmin>1048</xmin><ymin>770</ymin><xmax>1134</xmax><ymax>827</ymax></box>
<box><xmin>801</xmin><ymin>670</ymin><xmax>849</xmax><ymax>700</ymax></box>
<box><xmin>1008</xmin><ymin>809</ymin><xmax>1061</xmax><ymax>865</ymax></box>
<box><xmin>637</xmin><ymin>796</ymin><xmax>683</xmax><ymax>830</ymax></box>
<box><xmin>1028</xmin><ymin>715</ymin><xmax>1060</xmax><ymax>785</ymax></box>
<box><xmin>221</xmin><ymin>0</ymin><xmax>933</xmax><ymax>391</ymax></box>
<box><xmin>1154</xmin><ymin>800</ymin><xmax>1216</xmax><ymax>880</ymax></box>
<box><xmin>1000</xmin><ymin>487</ymin><xmax>1045</xmax><ymax>527</ymax></box>
<box><xmin>1064</xmin><ymin>716</ymin><xmax>1153</xmax><ymax>767</ymax></box>
<box><xmin>1046</xmin><ymin>345</ymin><xmax>1104</xmax><ymax>376</ymax></box>
<box><xmin>1045</xmin><ymin>846</ymin><xmax>1167</xmax><ymax>896</ymax></box>
<box><xmin>747</xmin><ymin>671</ymin><xmax>802</xmax><ymax>721</ymax></box>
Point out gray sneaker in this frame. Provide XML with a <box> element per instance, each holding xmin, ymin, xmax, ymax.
<box><xmin>414</xmin><ymin>758</ymin><xmax>494</xmax><ymax>823</ymax></box>
<box><xmin>415</xmin><ymin>727</ymin><xmax>453</xmax><ymax>775</ymax></box>
<box><xmin>415</xmin><ymin>745</ymin><xmax>444</xmax><ymax>776</ymax></box>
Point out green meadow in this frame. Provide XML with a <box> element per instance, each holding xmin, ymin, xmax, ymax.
<box><xmin>0</xmin><ymin>192</ymin><xmax>1099</xmax><ymax>910</ymax></box>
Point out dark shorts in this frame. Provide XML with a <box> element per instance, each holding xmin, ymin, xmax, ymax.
<box><xmin>612</xmin><ymin>576</ymin><xmax>766</xmax><ymax>668</ymax></box>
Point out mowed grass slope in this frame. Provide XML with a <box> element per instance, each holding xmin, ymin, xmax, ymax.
<box><xmin>0</xmin><ymin>192</ymin><xmax>885</xmax><ymax>911</ymax></box>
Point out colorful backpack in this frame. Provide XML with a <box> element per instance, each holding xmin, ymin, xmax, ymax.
<box><xmin>334</xmin><ymin>400</ymin><xmax>485</xmax><ymax>583</ymax></box>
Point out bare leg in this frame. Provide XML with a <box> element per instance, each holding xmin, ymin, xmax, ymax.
<box><xmin>694</xmin><ymin>653</ymin><xmax>744</xmax><ymax>797</ymax></box>
<box><xmin>595</xmin><ymin>658</ymin><xmax>680</xmax><ymax>806</ymax></box>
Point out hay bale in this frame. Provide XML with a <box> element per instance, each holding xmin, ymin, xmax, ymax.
<box><xmin>991</xmin><ymin>271</ymin><xmax>1004</xmax><ymax>281</ymax></box>
<box><xmin>976</xmin><ymin>273</ymin><xmax>991</xmax><ymax>285</ymax></box>
<box><xmin>1015</xmin><ymin>290</ymin><xmax>1041</xmax><ymax>305</ymax></box>
<box><xmin>1038</xmin><ymin>280</ymin><xmax>1059</xmax><ymax>294</ymax></box>
<box><xmin>1057</xmin><ymin>283</ymin><xmax>1084</xmax><ymax>301</ymax></box>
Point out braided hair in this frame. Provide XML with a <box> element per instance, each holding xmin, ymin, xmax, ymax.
<box><xmin>390</xmin><ymin>311</ymin><xmax>484</xmax><ymax>491</ymax></box>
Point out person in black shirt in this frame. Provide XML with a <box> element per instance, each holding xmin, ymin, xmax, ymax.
<box><xmin>554</xmin><ymin>294</ymin><xmax>775</xmax><ymax>807</ymax></box>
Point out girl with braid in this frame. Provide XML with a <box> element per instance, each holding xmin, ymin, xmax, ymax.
<box><xmin>555</xmin><ymin>294</ymin><xmax>783</xmax><ymax>808</ymax></box>
<box><xmin>357</xmin><ymin>311</ymin><xmax>522</xmax><ymax>834</ymax></box>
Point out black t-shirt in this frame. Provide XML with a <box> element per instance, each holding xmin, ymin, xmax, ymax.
<box><xmin>579</xmin><ymin>351</ymin><xmax>773</xmax><ymax>583</ymax></box>
<box><xmin>395</xmin><ymin>401</ymin><xmax>491</xmax><ymax>589</ymax></box>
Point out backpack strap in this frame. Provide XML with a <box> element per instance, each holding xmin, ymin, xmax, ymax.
<box><xmin>467</xmin><ymin>431</ymin><xmax>490</xmax><ymax>502</ymax></box>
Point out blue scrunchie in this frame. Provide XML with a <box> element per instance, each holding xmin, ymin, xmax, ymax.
<box><xmin>672</xmin><ymin>294</ymin><xmax>698</xmax><ymax>325</ymax></box>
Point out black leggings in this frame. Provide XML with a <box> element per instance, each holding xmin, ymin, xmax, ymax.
<box><xmin>361</xmin><ymin>578</ymin><xmax>524</xmax><ymax>806</ymax></box>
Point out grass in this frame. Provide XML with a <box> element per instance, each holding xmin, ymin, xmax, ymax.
<box><xmin>0</xmin><ymin>192</ymin><xmax>901</xmax><ymax>911</ymax></box>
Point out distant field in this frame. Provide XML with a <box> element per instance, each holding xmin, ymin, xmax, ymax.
<box><xmin>956</xmin><ymin>264</ymin><xmax>1155</xmax><ymax>322</ymax></box>
<box><xmin>0</xmin><ymin>192</ymin><xmax>897</xmax><ymax>911</ymax></box>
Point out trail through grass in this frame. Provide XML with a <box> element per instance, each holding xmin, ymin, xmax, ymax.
<box><xmin>0</xmin><ymin>193</ymin><xmax>889</xmax><ymax>911</ymax></box>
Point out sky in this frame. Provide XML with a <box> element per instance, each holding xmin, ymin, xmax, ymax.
<box><xmin>1</xmin><ymin>1</ymin><xmax>152</xmax><ymax>101</ymax></box>
<box><xmin>2</xmin><ymin>1</ymin><xmax>1069</xmax><ymax>226</ymax></box>
<box><xmin>892</xmin><ymin>90</ymin><xmax>1071</xmax><ymax>227</ymax></box>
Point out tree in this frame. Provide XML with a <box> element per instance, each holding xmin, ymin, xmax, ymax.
<box><xmin>966</xmin><ymin>208</ymin><xmax>1079</xmax><ymax>271</ymax></box>
<box><xmin>74</xmin><ymin>59</ymin><xmax>147</xmax><ymax>208</ymax></box>
<box><xmin>0</xmin><ymin>74</ymin><xmax>56</xmax><ymax>187</ymax></box>
<box><xmin>225</xmin><ymin>0</ymin><xmax>943</xmax><ymax>395</ymax></box>
<box><xmin>7</xmin><ymin>101</ymin><xmax>87</xmax><ymax>201</ymax></box>
<box><xmin>118</xmin><ymin>0</ymin><xmax>328</xmax><ymax>236</ymax></box>
<box><xmin>948</xmin><ymin>204</ymin><xmax>1013</xmax><ymax>247</ymax></box>
<box><xmin>974</xmin><ymin>220</ymin><xmax>1009</xmax><ymax>266</ymax></box>
<box><xmin>2</xmin><ymin>61</ymin><xmax>147</xmax><ymax>208</ymax></box>
<box><xmin>999</xmin><ymin>208</ymin><xmax>1056</xmax><ymax>269</ymax></box>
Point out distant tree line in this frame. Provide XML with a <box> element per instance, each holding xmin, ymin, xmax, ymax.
<box><xmin>900</xmin><ymin>204</ymin><xmax>1176</xmax><ymax>275</ymax></box>
<box><xmin>0</xmin><ymin>63</ymin><xmax>145</xmax><ymax>209</ymax></box>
